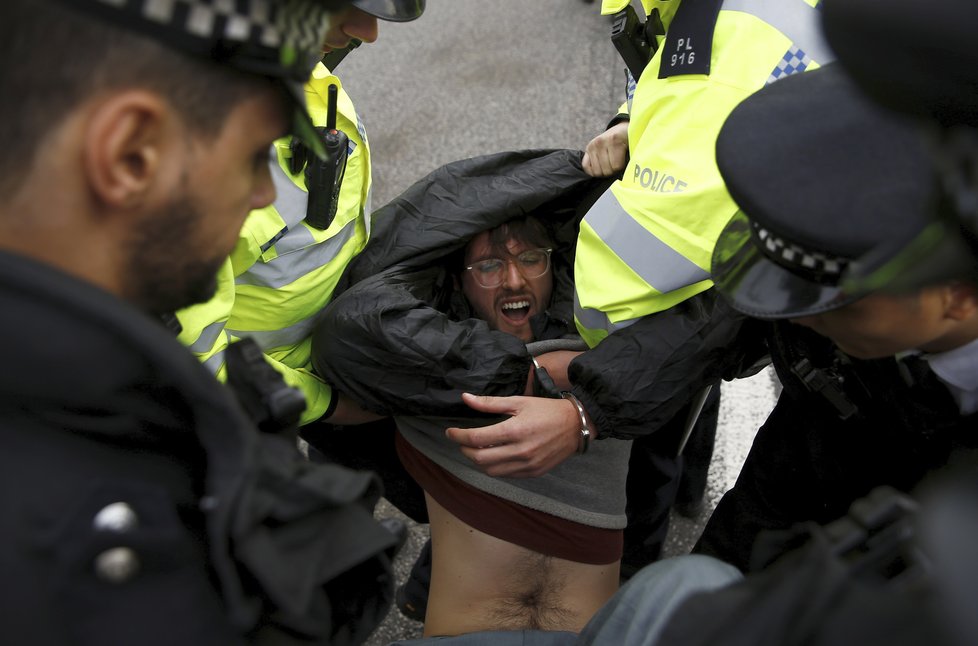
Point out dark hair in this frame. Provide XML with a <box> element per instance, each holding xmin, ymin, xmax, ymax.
<box><xmin>484</xmin><ymin>217</ymin><xmax>554</xmax><ymax>257</ymax></box>
<box><xmin>0</xmin><ymin>0</ymin><xmax>271</xmax><ymax>193</ymax></box>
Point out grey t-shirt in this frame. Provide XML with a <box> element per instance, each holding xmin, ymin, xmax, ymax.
<box><xmin>396</xmin><ymin>414</ymin><xmax>631</xmax><ymax>529</ymax></box>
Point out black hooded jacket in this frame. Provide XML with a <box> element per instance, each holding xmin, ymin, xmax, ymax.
<box><xmin>313</xmin><ymin>148</ymin><xmax>758</xmax><ymax>440</ymax></box>
<box><xmin>312</xmin><ymin>149</ymin><xmax>604</xmax><ymax>417</ymax></box>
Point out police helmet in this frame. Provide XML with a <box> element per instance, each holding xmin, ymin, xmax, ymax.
<box><xmin>352</xmin><ymin>0</ymin><xmax>425</xmax><ymax>22</ymax></box>
<box><xmin>710</xmin><ymin>65</ymin><xmax>968</xmax><ymax>319</ymax></box>
<box><xmin>54</xmin><ymin>0</ymin><xmax>357</xmax><ymax>160</ymax></box>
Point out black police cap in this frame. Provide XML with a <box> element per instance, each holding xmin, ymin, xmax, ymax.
<box><xmin>711</xmin><ymin>64</ymin><xmax>944</xmax><ymax>320</ymax></box>
<box><xmin>53</xmin><ymin>0</ymin><xmax>352</xmax><ymax>159</ymax></box>
<box><xmin>823</xmin><ymin>0</ymin><xmax>978</xmax><ymax>128</ymax></box>
<box><xmin>353</xmin><ymin>0</ymin><xmax>425</xmax><ymax>22</ymax></box>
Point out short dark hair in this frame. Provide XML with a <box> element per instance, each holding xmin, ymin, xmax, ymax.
<box><xmin>0</xmin><ymin>0</ymin><xmax>271</xmax><ymax>194</ymax></box>
<box><xmin>483</xmin><ymin>217</ymin><xmax>554</xmax><ymax>258</ymax></box>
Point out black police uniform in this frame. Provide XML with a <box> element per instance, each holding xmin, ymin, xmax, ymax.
<box><xmin>0</xmin><ymin>250</ymin><xmax>397</xmax><ymax>646</ymax></box>
<box><xmin>659</xmin><ymin>64</ymin><xmax>978</xmax><ymax>646</ymax></box>
<box><xmin>691</xmin><ymin>65</ymin><xmax>978</xmax><ymax>572</ymax></box>
<box><xmin>824</xmin><ymin>3</ymin><xmax>978</xmax><ymax>644</ymax></box>
<box><xmin>698</xmin><ymin>320</ymin><xmax>978</xmax><ymax>571</ymax></box>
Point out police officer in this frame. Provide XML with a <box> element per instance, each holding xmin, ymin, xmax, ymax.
<box><xmin>693</xmin><ymin>63</ymin><xmax>978</xmax><ymax>571</ymax></box>
<box><xmin>175</xmin><ymin>0</ymin><xmax>425</xmax><ymax>428</ymax></box>
<box><xmin>823</xmin><ymin>5</ymin><xmax>978</xmax><ymax>642</ymax></box>
<box><xmin>444</xmin><ymin>0</ymin><xmax>833</xmax><ymax>571</ymax></box>
<box><xmin>0</xmin><ymin>1</ymin><xmax>403</xmax><ymax>644</ymax></box>
<box><xmin>173</xmin><ymin>0</ymin><xmax>425</xmax><ymax>550</ymax></box>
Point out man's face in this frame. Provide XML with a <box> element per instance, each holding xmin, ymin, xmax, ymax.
<box><xmin>123</xmin><ymin>89</ymin><xmax>287</xmax><ymax>314</ymax></box>
<box><xmin>461</xmin><ymin>231</ymin><xmax>554</xmax><ymax>342</ymax></box>
<box><xmin>790</xmin><ymin>288</ymin><xmax>963</xmax><ymax>358</ymax></box>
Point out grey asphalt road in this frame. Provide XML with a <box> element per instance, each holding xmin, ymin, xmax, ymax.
<box><xmin>330</xmin><ymin>2</ymin><xmax>780</xmax><ymax>643</ymax></box>
<box><xmin>336</xmin><ymin>0</ymin><xmax>621</xmax><ymax>209</ymax></box>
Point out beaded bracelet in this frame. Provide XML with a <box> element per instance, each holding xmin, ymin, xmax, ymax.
<box><xmin>559</xmin><ymin>391</ymin><xmax>592</xmax><ymax>455</ymax></box>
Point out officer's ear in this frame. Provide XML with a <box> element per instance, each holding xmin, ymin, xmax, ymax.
<box><xmin>82</xmin><ymin>90</ymin><xmax>169</xmax><ymax>210</ymax></box>
<box><xmin>942</xmin><ymin>281</ymin><xmax>978</xmax><ymax>321</ymax></box>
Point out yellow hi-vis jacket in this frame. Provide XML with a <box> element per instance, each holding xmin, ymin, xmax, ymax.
<box><xmin>576</xmin><ymin>0</ymin><xmax>831</xmax><ymax>347</ymax></box>
<box><xmin>176</xmin><ymin>64</ymin><xmax>371</xmax><ymax>425</ymax></box>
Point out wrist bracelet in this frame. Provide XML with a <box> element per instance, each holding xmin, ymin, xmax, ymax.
<box><xmin>560</xmin><ymin>391</ymin><xmax>591</xmax><ymax>455</ymax></box>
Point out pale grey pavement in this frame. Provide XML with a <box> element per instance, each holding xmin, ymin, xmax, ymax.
<box><xmin>329</xmin><ymin>2</ymin><xmax>780</xmax><ymax>643</ymax></box>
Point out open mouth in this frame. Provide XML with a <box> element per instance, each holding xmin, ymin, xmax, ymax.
<box><xmin>500</xmin><ymin>299</ymin><xmax>531</xmax><ymax>322</ymax></box>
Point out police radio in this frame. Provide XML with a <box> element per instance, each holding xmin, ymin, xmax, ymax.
<box><xmin>288</xmin><ymin>84</ymin><xmax>349</xmax><ymax>230</ymax></box>
<box><xmin>610</xmin><ymin>4</ymin><xmax>665</xmax><ymax>80</ymax></box>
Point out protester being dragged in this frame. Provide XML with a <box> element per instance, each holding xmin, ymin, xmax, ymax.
<box><xmin>312</xmin><ymin>150</ymin><xmax>627</xmax><ymax>635</ymax></box>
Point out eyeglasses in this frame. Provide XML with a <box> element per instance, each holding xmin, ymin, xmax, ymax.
<box><xmin>464</xmin><ymin>248</ymin><xmax>553</xmax><ymax>288</ymax></box>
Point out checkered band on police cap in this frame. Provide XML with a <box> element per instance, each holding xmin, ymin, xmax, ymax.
<box><xmin>61</xmin><ymin>0</ymin><xmax>335</xmax><ymax>80</ymax></box>
<box><xmin>752</xmin><ymin>221</ymin><xmax>849</xmax><ymax>285</ymax></box>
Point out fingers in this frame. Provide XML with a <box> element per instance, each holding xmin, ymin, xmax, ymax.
<box><xmin>583</xmin><ymin>134</ymin><xmax>607</xmax><ymax>177</ymax></box>
<box><xmin>607</xmin><ymin>144</ymin><xmax>627</xmax><ymax>174</ymax></box>
<box><xmin>582</xmin><ymin>151</ymin><xmax>598</xmax><ymax>177</ymax></box>
<box><xmin>446</xmin><ymin>422</ymin><xmax>540</xmax><ymax>477</ymax></box>
<box><xmin>583</xmin><ymin>148</ymin><xmax>609</xmax><ymax>177</ymax></box>
<box><xmin>457</xmin><ymin>443</ymin><xmax>550</xmax><ymax>478</ymax></box>
<box><xmin>458</xmin><ymin>392</ymin><xmax>519</xmax><ymax>415</ymax></box>
<box><xmin>598</xmin><ymin>147</ymin><xmax>614</xmax><ymax>177</ymax></box>
<box><xmin>445</xmin><ymin>420</ymin><xmax>509</xmax><ymax>450</ymax></box>
<box><xmin>446</xmin><ymin>396</ymin><xmax>516</xmax><ymax>449</ymax></box>
<box><xmin>583</xmin><ymin>143</ymin><xmax>612</xmax><ymax>177</ymax></box>
<box><xmin>583</xmin><ymin>130</ymin><xmax>629</xmax><ymax>177</ymax></box>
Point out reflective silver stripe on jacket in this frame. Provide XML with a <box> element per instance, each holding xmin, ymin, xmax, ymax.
<box><xmin>235</xmin><ymin>217</ymin><xmax>358</xmax><ymax>289</ymax></box>
<box><xmin>187</xmin><ymin>320</ymin><xmax>227</xmax><ymax>354</ymax></box>
<box><xmin>238</xmin><ymin>161</ymin><xmax>360</xmax><ymax>289</ymax></box>
<box><xmin>188</xmin><ymin>321</ymin><xmax>227</xmax><ymax>375</ymax></box>
<box><xmin>722</xmin><ymin>0</ymin><xmax>835</xmax><ymax>65</ymax></box>
<box><xmin>188</xmin><ymin>322</ymin><xmax>228</xmax><ymax>373</ymax></box>
<box><xmin>203</xmin><ymin>349</ymin><xmax>226</xmax><ymax>375</ymax></box>
<box><xmin>574</xmin><ymin>291</ymin><xmax>642</xmax><ymax>336</ymax></box>
<box><xmin>269</xmin><ymin>157</ymin><xmax>308</xmax><ymax>229</ymax></box>
<box><xmin>228</xmin><ymin>313</ymin><xmax>322</xmax><ymax>351</ymax></box>
<box><xmin>584</xmin><ymin>188</ymin><xmax>711</xmax><ymax>296</ymax></box>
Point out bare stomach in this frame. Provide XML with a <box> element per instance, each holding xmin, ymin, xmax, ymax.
<box><xmin>421</xmin><ymin>492</ymin><xmax>621</xmax><ymax>637</ymax></box>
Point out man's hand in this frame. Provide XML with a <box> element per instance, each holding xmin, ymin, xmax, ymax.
<box><xmin>445</xmin><ymin>393</ymin><xmax>584</xmax><ymax>478</ymax></box>
<box><xmin>582</xmin><ymin>121</ymin><xmax>629</xmax><ymax>177</ymax></box>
